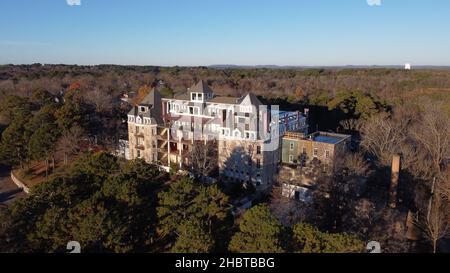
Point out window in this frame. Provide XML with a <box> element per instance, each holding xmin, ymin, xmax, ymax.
<box><xmin>325</xmin><ymin>150</ymin><xmax>330</xmax><ymax>159</ymax></box>
<box><xmin>256</xmin><ymin>159</ymin><xmax>261</xmax><ymax>169</ymax></box>
<box><xmin>256</xmin><ymin>146</ymin><xmax>261</xmax><ymax>155</ymax></box>
<box><xmin>189</xmin><ymin>107</ymin><xmax>194</xmax><ymax>115</ymax></box>
<box><xmin>313</xmin><ymin>148</ymin><xmax>318</xmax><ymax>157</ymax></box>
<box><xmin>290</xmin><ymin>142</ymin><xmax>295</xmax><ymax>151</ymax></box>
<box><xmin>289</xmin><ymin>155</ymin><xmax>294</xmax><ymax>163</ymax></box>
<box><xmin>140</xmin><ymin>106</ymin><xmax>147</xmax><ymax>112</ymax></box>
<box><xmin>137</xmin><ymin>150</ymin><xmax>141</xmax><ymax>159</ymax></box>
<box><xmin>137</xmin><ymin>138</ymin><xmax>144</xmax><ymax>146</ymax></box>
<box><xmin>302</xmin><ymin>147</ymin><xmax>307</xmax><ymax>154</ymax></box>
<box><xmin>222</xmin><ymin>110</ymin><xmax>227</xmax><ymax>122</ymax></box>
<box><xmin>191</xmin><ymin>93</ymin><xmax>197</xmax><ymax>101</ymax></box>
<box><xmin>198</xmin><ymin>93</ymin><xmax>203</xmax><ymax>100</ymax></box>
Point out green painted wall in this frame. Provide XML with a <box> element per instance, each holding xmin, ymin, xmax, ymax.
<box><xmin>282</xmin><ymin>138</ymin><xmax>300</xmax><ymax>164</ymax></box>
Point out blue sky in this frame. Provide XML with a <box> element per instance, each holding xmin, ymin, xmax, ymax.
<box><xmin>0</xmin><ymin>0</ymin><xmax>449</xmax><ymax>66</ymax></box>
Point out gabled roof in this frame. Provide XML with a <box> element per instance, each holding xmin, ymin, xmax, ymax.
<box><xmin>140</xmin><ymin>88</ymin><xmax>162</xmax><ymax>106</ymax></box>
<box><xmin>239</xmin><ymin>93</ymin><xmax>262</xmax><ymax>106</ymax></box>
<box><xmin>128</xmin><ymin>89</ymin><xmax>162</xmax><ymax>119</ymax></box>
<box><xmin>128</xmin><ymin>106</ymin><xmax>138</xmax><ymax>116</ymax></box>
<box><xmin>189</xmin><ymin>80</ymin><xmax>214</xmax><ymax>94</ymax></box>
<box><xmin>128</xmin><ymin>106</ymin><xmax>151</xmax><ymax>118</ymax></box>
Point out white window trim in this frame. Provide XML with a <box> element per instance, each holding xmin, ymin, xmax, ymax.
<box><xmin>289</xmin><ymin>155</ymin><xmax>294</xmax><ymax>163</ymax></box>
<box><xmin>221</xmin><ymin>128</ymin><xmax>230</xmax><ymax>137</ymax></box>
<box><xmin>244</xmin><ymin>130</ymin><xmax>256</xmax><ymax>140</ymax></box>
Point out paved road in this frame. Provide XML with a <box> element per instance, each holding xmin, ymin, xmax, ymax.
<box><xmin>0</xmin><ymin>165</ymin><xmax>26</xmax><ymax>206</ymax></box>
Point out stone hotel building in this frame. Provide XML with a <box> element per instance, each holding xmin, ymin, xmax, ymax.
<box><xmin>127</xmin><ymin>81</ymin><xmax>307</xmax><ymax>190</ymax></box>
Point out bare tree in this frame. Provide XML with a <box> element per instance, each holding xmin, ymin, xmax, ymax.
<box><xmin>56</xmin><ymin>125</ymin><xmax>84</xmax><ymax>166</ymax></box>
<box><xmin>339</xmin><ymin>118</ymin><xmax>361</xmax><ymax>132</ymax></box>
<box><xmin>360</xmin><ymin>112</ymin><xmax>409</xmax><ymax>167</ymax></box>
<box><xmin>414</xmin><ymin>184</ymin><xmax>450</xmax><ymax>253</ymax></box>
<box><xmin>341</xmin><ymin>152</ymin><xmax>370</xmax><ymax>177</ymax></box>
<box><xmin>411</xmin><ymin>100</ymin><xmax>450</xmax><ymax>178</ymax></box>
<box><xmin>87</xmin><ymin>88</ymin><xmax>113</xmax><ymax>113</ymax></box>
<box><xmin>188</xmin><ymin>140</ymin><xmax>218</xmax><ymax>180</ymax></box>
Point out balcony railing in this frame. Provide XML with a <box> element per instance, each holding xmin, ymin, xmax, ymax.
<box><xmin>284</xmin><ymin>131</ymin><xmax>304</xmax><ymax>139</ymax></box>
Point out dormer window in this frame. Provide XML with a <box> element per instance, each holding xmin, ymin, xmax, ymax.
<box><xmin>191</xmin><ymin>92</ymin><xmax>204</xmax><ymax>102</ymax></box>
<box><xmin>140</xmin><ymin>106</ymin><xmax>147</xmax><ymax>112</ymax></box>
<box><xmin>240</xmin><ymin>105</ymin><xmax>252</xmax><ymax>113</ymax></box>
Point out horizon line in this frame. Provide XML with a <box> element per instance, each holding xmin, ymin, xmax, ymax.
<box><xmin>2</xmin><ymin>63</ymin><xmax>450</xmax><ymax>68</ymax></box>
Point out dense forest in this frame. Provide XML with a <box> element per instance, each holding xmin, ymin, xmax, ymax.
<box><xmin>1</xmin><ymin>64</ymin><xmax>450</xmax><ymax>103</ymax></box>
<box><xmin>1</xmin><ymin>64</ymin><xmax>449</xmax><ymax>131</ymax></box>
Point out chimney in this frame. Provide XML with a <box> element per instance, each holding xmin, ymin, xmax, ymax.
<box><xmin>389</xmin><ymin>154</ymin><xmax>401</xmax><ymax>208</ymax></box>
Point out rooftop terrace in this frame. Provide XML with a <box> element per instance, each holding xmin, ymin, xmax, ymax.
<box><xmin>284</xmin><ymin>131</ymin><xmax>350</xmax><ymax>145</ymax></box>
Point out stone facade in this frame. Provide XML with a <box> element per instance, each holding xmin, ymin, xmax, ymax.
<box><xmin>127</xmin><ymin>81</ymin><xmax>307</xmax><ymax>190</ymax></box>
